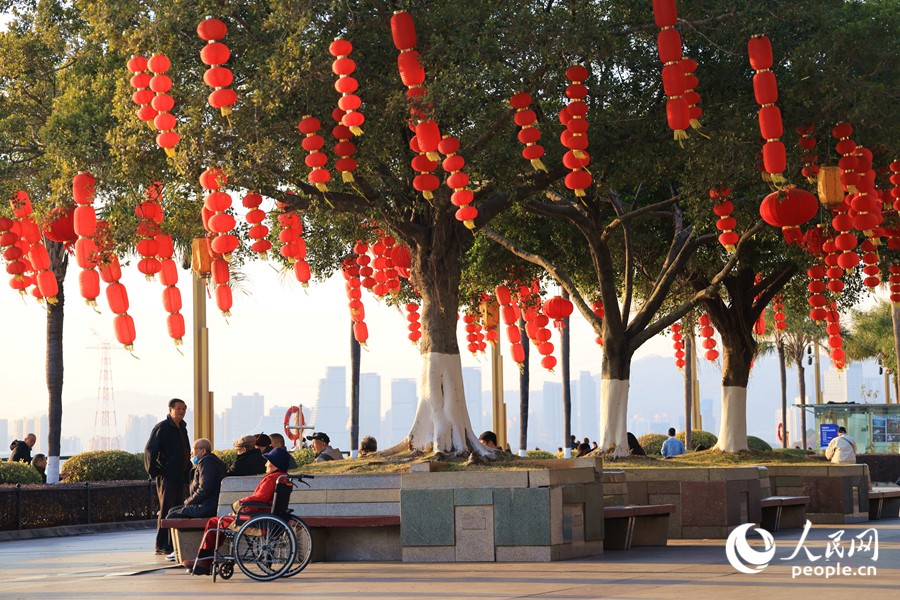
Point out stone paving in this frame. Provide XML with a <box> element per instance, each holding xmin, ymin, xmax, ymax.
<box><xmin>0</xmin><ymin>520</ymin><xmax>897</xmax><ymax>599</ymax></box>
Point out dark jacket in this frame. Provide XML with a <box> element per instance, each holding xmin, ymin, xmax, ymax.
<box><xmin>184</xmin><ymin>453</ymin><xmax>227</xmax><ymax>513</ymax></box>
<box><xmin>226</xmin><ymin>448</ymin><xmax>267</xmax><ymax>477</ymax></box>
<box><xmin>144</xmin><ymin>415</ymin><xmax>190</xmax><ymax>479</ymax></box>
<box><xmin>9</xmin><ymin>440</ymin><xmax>32</xmax><ymax>464</ymax></box>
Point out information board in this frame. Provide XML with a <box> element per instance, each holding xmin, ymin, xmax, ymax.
<box><xmin>820</xmin><ymin>423</ymin><xmax>839</xmax><ymax>449</ymax></box>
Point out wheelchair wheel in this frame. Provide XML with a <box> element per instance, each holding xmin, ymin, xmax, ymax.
<box><xmin>234</xmin><ymin>515</ymin><xmax>296</xmax><ymax>581</ymax></box>
<box><xmin>283</xmin><ymin>517</ymin><xmax>314</xmax><ymax>577</ymax></box>
<box><xmin>219</xmin><ymin>560</ymin><xmax>234</xmax><ymax>580</ymax></box>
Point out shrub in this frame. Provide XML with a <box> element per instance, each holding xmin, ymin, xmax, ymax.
<box><xmin>62</xmin><ymin>451</ymin><xmax>148</xmax><ymax>483</ymax></box>
<box><xmin>526</xmin><ymin>450</ymin><xmax>557</xmax><ymax>460</ymax></box>
<box><xmin>0</xmin><ymin>461</ymin><xmax>42</xmax><ymax>485</ymax></box>
<box><xmin>213</xmin><ymin>449</ymin><xmax>239</xmax><ymax>469</ymax></box>
<box><xmin>293</xmin><ymin>448</ymin><xmax>314</xmax><ymax>467</ymax></box>
<box><xmin>676</xmin><ymin>430</ymin><xmax>718</xmax><ymax>451</ymax></box>
<box><xmin>637</xmin><ymin>434</ymin><xmax>668</xmax><ymax>456</ymax></box>
<box><xmin>747</xmin><ymin>436</ymin><xmax>773</xmax><ymax>451</ymax></box>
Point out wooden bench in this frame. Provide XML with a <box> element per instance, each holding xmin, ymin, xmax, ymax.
<box><xmin>868</xmin><ymin>489</ymin><xmax>900</xmax><ymax>520</ymax></box>
<box><xmin>603</xmin><ymin>504</ymin><xmax>675</xmax><ymax>551</ymax></box>
<box><xmin>760</xmin><ymin>496</ymin><xmax>810</xmax><ymax>532</ymax></box>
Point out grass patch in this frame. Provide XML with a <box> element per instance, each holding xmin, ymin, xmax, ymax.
<box><xmin>289</xmin><ymin>450</ymin><xmax>561</xmax><ymax>475</ymax></box>
<box><xmin>601</xmin><ymin>449</ymin><xmax>823</xmax><ymax>468</ymax></box>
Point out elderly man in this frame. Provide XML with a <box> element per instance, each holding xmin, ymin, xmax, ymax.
<box><xmin>144</xmin><ymin>399</ymin><xmax>192</xmax><ymax>556</ymax></box>
<box><xmin>226</xmin><ymin>435</ymin><xmax>267</xmax><ymax>476</ymax></box>
<box><xmin>307</xmin><ymin>432</ymin><xmax>343</xmax><ymax>462</ymax></box>
<box><xmin>825</xmin><ymin>426</ymin><xmax>857</xmax><ymax>464</ymax></box>
<box><xmin>9</xmin><ymin>433</ymin><xmax>36</xmax><ymax>464</ymax></box>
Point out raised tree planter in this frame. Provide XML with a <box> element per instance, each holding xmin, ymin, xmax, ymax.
<box><xmin>765</xmin><ymin>464</ymin><xmax>870</xmax><ymax>524</ymax></box>
<box><xmin>218</xmin><ymin>457</ymin><xmax>604</xmax><ymax>562</ymax></box>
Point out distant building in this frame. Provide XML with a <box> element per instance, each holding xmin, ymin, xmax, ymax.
<box><xmin>462</xmin><ymin>367</ymin><xmax>482</xmax><ymax>433</ymax></box>
<box><xmin>14</xmin><ymin>419</ymin><xmax>24</xmax><ymax>442</ymax></box>
<box><xmin>224</xmin><ymin>393</ymin><xmax>265</xmax><ymax>443</ymax></box>
<box><xmin>0</xmin><ymin>419</ymin><xmax>7</xmax><ymax>452</ymax></box>
<box><xmin>542</xmin><ymin>381</ymin><xmax>563</xmax><ymax>450</ymax></box>
<box><xmin>214</xmin><ymin>412</ymin><xmax>225</xmax><ymax>450</ymax></box>
<box><xmin>390</xmin><ymin>378</ymin><xmax>418</xmax><ymax>446</ymax></box>
<box><xmin>579</xmin><ymin>371</ymin><xmax>598</xmax><ymax>443</ymax></box>
<box><xmin>125</xmin><ymin>414</ymin><xmax>157</xmax><ymax>453</ymax></box>
<box><xmin>700</xmin><ymin>398</ymin><xmax>716</xmax><ymax>434</ymax></box>
<box><xmin>60</xmin><ymin>436</ymin><xmax>82</xmax><ymax>456</ymax></box>
<box><xmin>311</xmin><ymin>368</ymin><xmax>349</xmax><ymax>451</ymax></box>
<box><xmin>359</xmin><ymin>373</ymin><xmax>382</xmax><ymax>443</ymax></box>
<box><xmin>252</xmin><ymin>405</ymin><xmax>292</xmax><ymax>445</ymax></box>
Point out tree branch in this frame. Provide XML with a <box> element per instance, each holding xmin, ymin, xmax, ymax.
<box><xmin>600</xmin><ymin>195</ymin><xmax>682</xmax><ymax>242</ymax></box>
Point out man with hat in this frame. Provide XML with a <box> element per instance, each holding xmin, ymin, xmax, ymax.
<box><xmin>307</xmin><ymin>432</ymin><xmax>343</xmax><ymax>462</ymax></box>
<box><xmin>183</xmin><ymin>446</ymin><xmax>292</xmax><ymax>576</ymax></box>
<box><xmin>226</xmin><ymin>435</ymin><xmax>267</xmax><ymax>476</ymax></box>
<box><xmin>255</xmin><ymin>433</ymin><xmax>273</xmax><ymax>455</ymax></box>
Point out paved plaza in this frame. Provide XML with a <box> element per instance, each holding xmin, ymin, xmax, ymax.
<box><xmin>0</xmin><ymin>520</ymin><xmax>897</xmax><ymax>600</ymax></box>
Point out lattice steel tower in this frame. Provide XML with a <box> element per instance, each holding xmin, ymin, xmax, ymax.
<box><xmin>88</xmin><ymin>330</ymin><xmax>120</xmax><ymax>451</ymax></box>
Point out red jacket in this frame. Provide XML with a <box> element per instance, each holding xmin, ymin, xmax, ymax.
<box><xmin>239</xmin><ymin>470</ymin><xmax>288</xmax><ymax>514</ymax></box>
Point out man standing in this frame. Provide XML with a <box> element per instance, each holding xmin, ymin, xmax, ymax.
<box><xmin>144</xmin><ymin>399</ymin><xmax>191</xmax><ymax>556</ymax></box>
<box><xmin>825</xmin><ymin>426</ymin><xmax>857</xmax><ymax>464</ymax></box>
<box><xmin>661</xmin><ymin>428</ymin><xmax>686</xmax><ymax>458</ymax></box>
<box><xmin>9</xmin><ymin>433</ymin><xmax>36</xmax><ymax>464</ymax></box>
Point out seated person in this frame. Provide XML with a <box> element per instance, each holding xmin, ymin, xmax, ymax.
<box><xmin>627</xmin><ymin>432</ymin><xmax>647</xmax><ymax>456</ymax></box>
<box><xmin>358</xmin><ymin>435</ymin><xmax>378</xmax><ymax>456</ymax></box>
<box><xmin>661</xmin><ymin>428</ymin><xmax>687</xmax><ymax>458</ymax></box>
<box><xmin>226</xmin><ymin>435</ymin><xmax>267</xmax><ymax>476</ymax></box>
<box><xmin>307</xmin><ymin>432</ymin><xmax>343</xmax><ymax>462</ymax></box>
<box><xmin>575</xmin><ymin>442</ymin><xmax>591</xmax><ymax>457</ymax></box>
<box><xmin>255</xmin><ymin>433</ymin><xmax>273</xmax><ymax>455</ymax></box>
<box><xmin>269</xmin><ymin>433</ymin><xmax>299</xmax><ymax>469</ymax></box>
<box><xmin>183</xmin><ymin>447</ymin><xmax>291</xmax><ymax>576</ymax></box>
<box><xmin>479</xmin><ymin>431</ymin><xmax>499</xmax><ymax>449</ymax></box>
<box><xmin>31</xmin><ymin>454</ymin><xmax>47</xmax><ymax>483</ymax></box>
<box><xmin>166</xmin><ymin>439</ymin><xmax>227</xmax><ymax>519</ymax></box>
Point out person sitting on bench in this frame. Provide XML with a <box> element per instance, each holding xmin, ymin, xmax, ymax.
<box><xmin>166</xmin><ymin>439</ymin><xmax>227</xmax><ymax>519</ymax></box>
<box><xmin>182</xmin><ymin>446</ymin><xmax>291</xmax><ymax>576</ymax></box>
<box><xmin>226</xmin><ymin>435</ymin><xmax>267</xmax><ymax>476</ymax></box>
<box><xmin>307</xmin><ymin>432</ymin><xmax>343</xmax><ymax>462</ymax></box>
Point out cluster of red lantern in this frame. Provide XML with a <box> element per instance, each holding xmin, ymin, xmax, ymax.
<box><xmin>343</xmin><ymin>253</ymin><xmax>368</xmax><ymax>346</ymax></box>
<box><xmin>135</xmin><ymin>183</ymin><xmax>163</xmax><ymax>281</ymax></box>
<box><xmin>71</xmin><ymin>174</ymin><xmax>101</xmax><ymax>309</ymax></box>
<box><xmin>772</xmin><ymin>296</ymin><xmax>786</xmax><ymax>331</ymax></box>
<box><xmin>198</xmin><ymin>18</ymin><xmax>237</xmax><ymax>117</ymax></box>
<box><xmin>409</xmin><ymin>134</ymin><xmax>440</xmax><ymax>201</ymax></box>
<box><xmin>672</xmin><ymin>323</ymin><xmax>685</xmax><ymax>368</ymax></box>
<box><xmin>127</xmin><ymin>56</ymin><xmax>158</xmax><ymax>127</ymax></box>
<box><xmin>99</xmin><ymin>255</ymin><xmax>136</xmax><ymax>351</ymax></box>
<box><xmin>760</xmin><ymin>187</ymin><xmax>818</xmax><ymax>245</ymax></box>
<box><xmin>797</xmin><ymin>125</ymin><xmax>819</xmax><ymax>183</ymax></box>
<box><xmin>463</xmin><ymin>314</ymin><xmax>484</xmax><ymax>356</ymax></box>
<box><xmin>820</xmin><ymin>235</ymin><xmax>844</xmax><ymax>294</ymax></box>
<box><xmin>496</xmin><ymin>285</ymin><xmax>525</xmax><ymax>365</ymax></box>
<box><xmin>859</xmin><ymin>238</ymin><xmax>881</xmax><ymax>290</ymax></box>
<box><xmin>509</xmin><ymin>93</ymin><xmax>547</xmax><ymax>173</ymax></box>
<box><xmin>330</xmin><ymin>37</ymin><xmax>365</xmax><ymax>136</ymax></box>
<box><xmin>591</xmin><ymin>301</ymin><xmax>604</xmax><ymax>346</ymax></box>
<box><xmin>392</xmin><ymin>10</ymin><xmax>430</xmax><ymax>130</ymax></box>
<box><xmin>807</xmin><ymin>264</ymin><xmax>827</xmax><ymax>321</ymax></box>
<box><xmin>298</xmin><ymin>116</ymin><xmax>331</xmax><ymax>193</ymax></box>
<box><xmin>890</xmin><ymin>160</ymin><xmax>900</xmax><ymax>213</ymax></box>
<box><xmin>147</xmin><ymin>54</ymin><xmax>179</xmax><ymax>157</ymax></box>
<box><xmin>824</xmin><ymin>305</ymin><xmax>844</xmax><ymax>370</ymax></box>
<box><xmin>833</xmin><ymin>122</ymin><xmax>859</xmax><ymax>193</ymax></box>
<box><xmin>829</xmin><ymin>197</ymin><xmax>858</xmax><ymax>272</ymax></box>
<box><xmin>275</xmin><ymin>206</ymin><xmax>310</xmax><ymax>286</ymax></box>
<box><xmin>17</xmin><ymin>195</ymin><xmax>59</xmax><ymax>305</ymax></box>
<box><xmin>681</xmin><ymin>57</ymin><xmax>702</xmax><ymax>129</ymax></box>
<box><xmin>199</xmin><ymin>168</ymin><xmax>233</xmax><ymax>317</ymax></box>
<box><xmin>748</xmin><ymin>35</ymin><xmax>786</xmax><ymax>185</ymax></box>
<box><xmin>3</xmin><ymin>193</ymin><xmax>39</xmax><ymax>299</ymax></box>
<box><xmin>406</xmin><ymin>301</ymin><xmax>422</xmax><ymax>345</ymax></box>
<box><xmin>698</xmin><ymin>314</ymin><xmax>718</xmax><ymax>361</ymax></box>
<box><xmin>331</xmin><ymin>109</ymin><xmax>358</xmax><ymax>183</ymax></box>
<box><xmin>529</xmin><ymin>296</ymin><xmax>555</xmax><ymax>372</ymax></box>
<box><xmin>353</xmin><ymin>240</ymin><xmax>375</xmax><ymax>291</ymax></box>
<box><xmin>370</xmin><ymin>235</ymin><xmax>400</xmax><ymax>297</ymax></box>
<box><xmin>653</xmin><ymin>0</ymin><xmax>690</xmax><ymax>141</ymax></box>
<box><xmin>710</xmin><ymin>186</ymin><xmax>738</xmax><ymax>251</ymax></box>
<box><xmin>560</xmin><ymin>65</ymin><xmax>593</xmax><ymax>196</ymax></box>
<box><xmin>243</xmin><ymin>192</ymin><xmax>271</xmax><ymax>256</ymax></box>
<box><xmin>438</xmin><ymin>135</ymin><xmax>477</xmax><ymax>228</ymax></box>
<box><xmin>0</xmin><ymin>207</ymin><xmax>28</xmax><ymax>297</ymax></box>
<box><xmin>889</xmin><ymin>265</ymin><xmax>900</xmax><ymax>306</ymax></box>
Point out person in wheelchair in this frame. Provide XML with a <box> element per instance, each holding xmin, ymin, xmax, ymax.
<box><xmin>183</xmin><ymin>446</ymin><xmax>291</xmax><ymax>575</ymax></box>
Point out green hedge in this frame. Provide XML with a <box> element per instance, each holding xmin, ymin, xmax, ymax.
<box><xmin>637</xmin><ymin>434</ymin><xmax>668</xmax><ymax>456</ymax></box>
<box><xmin>526</xmin><ymin>450</ymin><xmax>558</xmax><ymax>460</ymax></box>
<box><xmin>677</xmin><ymin>430</ymin><xmax>718</xmax><ymax>451</ymax></box>
<box><xmin>747</xmin><ymin>436</ymin><xmax>773</xmax><ymax>451</ymax></box>
<box><xmin>62</xmin><ymin>451</ymin><xmax>148</xmax><ymax>483</ymax></box>
<box><xmin>0</xmin><ymin>461</ymin><xmax>42</xmax><ymax>485</ymax></box>
<box><xmin>213</xmin><ymin>449</ymin><xmax>239</xmax><ymax>469</ymax></box>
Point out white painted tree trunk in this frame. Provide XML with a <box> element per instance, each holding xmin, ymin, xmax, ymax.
<box><xmin>712</xmin><ymin>386</ymin><xmax>749</xmax><ymax>452</ymax></box>
<box><xmin>598</xmin><ymin>379</ymin><xmax>630</xmax><ymax>457</ymax></box>
<box><xmin>392</xmin><ymin>352</ymin><xmax>490</xmax><ymax>455</ymax></box>
<box><xmin>47</xmin><ymin>456</ymin><xmax>60</xmax><ymax>484</ymax></box>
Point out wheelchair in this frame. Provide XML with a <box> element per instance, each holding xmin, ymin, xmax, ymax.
<box><xmin>193</xmin><ymin>473</ymin><xmax>315</xmax><ymax>582</ymax></box>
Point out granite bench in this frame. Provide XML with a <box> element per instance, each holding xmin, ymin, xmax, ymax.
<box><xmin>867</xmin><ymin>489</ymin><xmax>900</xmax><ymax>520</ymax></box>
<box><xmin>602</xmin><ymin>504</ymin><xmax>675</xmax><ymax>551</ymax></box>
<box><xmin>759</xmin><ymin>496</ymin><xmax>810</xmax><ymax>531</ymax></box>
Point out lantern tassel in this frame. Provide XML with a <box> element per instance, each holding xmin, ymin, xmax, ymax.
<box><xmin>220</xmin><ymin>106</ymin><xmax>232</xmax><ymax>117</ymax></box>
<box><xmin>164</xmin><ymin>148</ymin><xmax>176</xmax><ymax>158</ymax></box>
<box><xmin>725</xmin><ymin>245</ymin><xmax>736</xmax><ymax>253</ymax></box>
<box><xmin>530</xmin><ymin>158</ymin><xmax>549</xmax><ymax>173</ymax></box>
<box><xmin>426</xmin><ymin>152</ymin><xmax>440</xmax><ymax>162</ymax></box>
<box><xmin>342</xmin><ymin>171</ymin><xmax>355</xmax><ymax>183</ymax></box>
<box><xmin>690</xmin><ymin>119</ymin><xmax>702</xmax><ymax>129</ymax></box>
<box><xmin>315</xmin><ymin>183</ymin><xmax>329</xmax><ymax>193</ymax></box>
<box><xmin>573</xmin><ymin>150</ymin><xmax>587</xmax><ymax>159</ymax></box>
<box><xmin>350</xmin><ymin>126</ymin><xmax>363</xmax><ymax>136</ymax></box>
<box><xmin>464</xmin><ymin>219</ymin><xmax>476</xmax><ymax>230</ymax></box>
<box><xmin>423</xmin><ymin>191</ymin><xmax>434</xmax><ymax>200</ymax></box>
<box><xmin>46</xmin><ymin>296</ymin><xmax>58</xmax><ymax>305</ymax></box>
<box><xmin>221</xmin><ymin>310</ymin><xmax>232</xmax><ymax>319</ymax></box>
<box><xmin>145</xmin><ymin>274</ymin><xmax>155</xmax><ymax>282</ymax></box>
<box><xmin>770</xmin><ymin>173</ymin><xmax>786</xmax><ymax>186</ymax></box>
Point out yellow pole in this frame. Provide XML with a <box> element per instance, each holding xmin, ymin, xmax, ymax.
<box><xmin>192</xmin><ymin>272</ymin><xmax>213</xmax><ymax>444</ymax></box>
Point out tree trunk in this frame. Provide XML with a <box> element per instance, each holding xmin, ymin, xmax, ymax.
<box><xmin>778</xmin><ymin>336</ymin><xmax>788</xmax><ymax>448</ymax></box>
<box><xmin>562</xmin><ymin>289</ymin><xmax>572</xmax><ymax>458</ymax></box>
<box><xmin>598</xmin><ymin>331</ymin><xmax>632</xmax><ymax>457</ymax></box>
<box><xmin>349</xmin><ymin>320</ymin><xmax>360</xmax><ymax>458</ymax></box>
<box><xmin>397</xmin><ymin>236</ymin><xmax>487</xmax><ymax>455</ymax></box>
<box><xmin>712</xmin><ymin>326</ymin><xmax>753</xmax><ymax>452</ymax></box>
<box><xmin>684</xmin><ymin>332</ymin><xmax>693</xmax><ymax>452</ymax></box>
<box><xmin>797</xmin><ymin>361</ymin><xmax>807</xmax><ymax>450</ymax></box>
<box><xmin>46</xmin><ymin>240</ymin><xmax>67</xmax><ymax>484</ymax></box>
<box><xmin>893</xmin><ymin>305</ymin><xmax>900</xmax><ymax>403</ymax></box>
<box><xmin>518</xmin><ymin>314</ymin><xmax>529</xmax><ymax>456</ymax></box>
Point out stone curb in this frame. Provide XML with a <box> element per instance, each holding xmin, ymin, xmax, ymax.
<box><xmin>0</xmin><ymin>519</ymin><xmax>156</xmax><ymax>542</ymax></box>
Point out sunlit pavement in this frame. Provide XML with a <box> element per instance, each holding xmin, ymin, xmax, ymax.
<box><xmin>0</xmin><ymin>520</ymin><xmax>897</xmax><ymax>600</ymax></box>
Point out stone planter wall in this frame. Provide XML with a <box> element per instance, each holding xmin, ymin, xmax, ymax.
<box><xmin>764</xmin><ymin>464</ymin><xmax>870</xmax><ymax>524</ymax></box>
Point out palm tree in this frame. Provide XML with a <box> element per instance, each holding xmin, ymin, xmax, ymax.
<box><xmin>844</xmin><ymin>300</ymin><xmax>897</xmax><ymax>401</ymax></box>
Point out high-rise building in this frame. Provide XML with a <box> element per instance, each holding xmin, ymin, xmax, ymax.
<box><xmin>225</xmin><ymin>393</ymin><xmax>265</xmax><ymax>443</ymax></box>
<box><xmin>125</xmin><ymin>414</ymin><xmax>157</xmax><ymax>453</ymax></box>
<box><xmin>823</xmin><ymin>363</ymin><xmax>866</xmax><ymax>404</ymax></box>
<box><xmin>579</xmin><ymin>371</ymin><xmax>598</xmax><ymax>443</ymax></box>
<box><xmin>60</xmin><ymin>436</ymin><xmax>82</xmax><ymax>456</ymax></box>
<box><xmin>14</xmin><ymin>419</ymin><xmax>24</xmax><ymax>442</ymax></box>
<box><xmin>382</xmin><ymin>408</ymin><xmax>393</xmax><ymax>447</ymax></box>
<box><xmin>461</xmin><ymin>367</ymin><xmax>482</xmax><ymax>433</ymax></box>
<box><xmin>311</xmin><ymin>368</ymin><xmax>349</xmax><ymax>450</ymax></box>
<box><xmin>214</xmin><ymin>412</ymin><xmax>225</xmax><ymax>450</ymax></box>
<box><xmin>0</xmin><ymin>419</ymin><xmax>7</xmax><ymax>453</ymax></box>
<box><xmin>390</xmin><ymin>378</ymin><xmax>418</xmax><ymax>446</ymax></box>
<box><xmin>542</xmin><ymin>381</ymin><xmax>563</xmax><ymax>450</ymax></box>
<box><xmin>29</xmin><ymin>415</ymin><xmax>48</xmax><ymax>455</ymax></box>
<box><xmin>700</xmin><ymin>398</ymin><xmax>716</xmax><ymax>435</ymax></box>
<box><xmin>252</xmin><ymin>405</ymin><xmax>292</xmax><ymax>443</ymax></box>
<box><xmin>359</xmin><ymin>373</ymin><xmax>382</xmax><ymax>442</ymax></box>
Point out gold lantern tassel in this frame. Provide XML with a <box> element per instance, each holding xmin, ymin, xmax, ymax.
<box><xmin>174</xmin><ymin>338</ymin><xmax>184</xmax><ymax>346</ymax></box>
<box><xmin>145</xmin><ymin>274</ymin><xmax>155</xmax><ymax>282</ymax></box>
<box><xmin>575</xmin><ymin>189</ymin><xmax>586</xmax><ymax>197</ymax></box>
<box><xmin>690</xmin><ymin>118</ymin><xmax>702</xmax><ymax>129</ymax></box>
<box><xmin>342</xmin><ymin>171</ymin><xmax>355</xmax><ymax>183</ymax></box>
<box><xmin>220</xmin><ymin>106</ymin><xmax>232</xmax><ymax>117</ymax></box>
<box><xmin>771</xmin><ymin>173</ymin><xmax>786</xmax><ymax>186</ymax></box>
<box><xmin>725</xmin><ymin>244</ymin><xmax>736</xmax><ymax>253</ymax></box>
<box><xmin>315</xmin><ymin>183</ymin><xmax>329</xmax><ymax>193</ymax></box>
<box><xmin>146</xmin><ymin>121</ymin><xmax>157</xmax><ymax>131</ymax></box>
<box><xmin>423</xmin><ymin>191</ymin><xmax>434</xmax><ymax>200</ymax></box>
<box><xmin>573</xmin><ymin>150</ymin><xmax>586</xmax><ymax>159</ymax></box>
<box><xmin>350</xmin><ymin>126</ymin><xmax>363</xmax><ymax>136</ymax></box>
<box><xmin>165</xmin><ymin>148</ymin><xmax>176</xmax><ymax>158</ymax></box>
<box><xmin>46</xmin><ymin>295</ymin><xmax>58</xmax><ymax>305</ymax></box>
<box><xmin>530</xmin><ymin>158</ymin><xmax>548</xmax><ymax>173</ymax></box>
<box><xmin>426</xmin><ymin>151</ymin><xmax>440</xmax><ymax>162</ymax></box>
<box><xmin>464</xmin><ymin>220</ymin><xmax>476</xmax><ymax>230</ymax></box>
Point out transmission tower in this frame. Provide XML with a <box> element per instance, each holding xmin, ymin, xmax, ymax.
<box><xmin>87</xmin><ymin>329</ymin><xmax>120</xmax><ymax>451</ymax></box>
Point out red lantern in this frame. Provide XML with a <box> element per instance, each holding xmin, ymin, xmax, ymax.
<box><xmin>197</xmin><ymin>18</ymin><xmax>235</xmax><ymax>116</ymax></box>
<box><xmin>542</xmin><ymin>295</ymin><xmax>573</xmax><ymax>328</ymax></box>
<box><xmin>710</xmin><ymin>187</ymin><xmax>739</xmax><ymax>251</ymax></box>
<box><xmin>329</xmin><ymin>38</ymin><xmax>365</xmax><ymax>137</ymax></box>
<box><xmin>698</xmin><ymin>314</ymin><xmax>718</xmax><ymax>362</ymax></box>
<box><xmin>298</xmin><ymin>116</ymin><xmax>330</xmax><ymax>192</ymax></box>
<box><xmin>435</xmin><ymin>135</ymin><xmax>478</xmax><ymax>229</ymax></box>
<box><xmin>759</xmin><ymin>188</ymin><xmax>819</xmax><ymax>245</ymax></box>
<box><xmin>509</xmin><ymin>92</ymin><xmax>548</xmax><ymax>173</ymax></box>
<box><xmin>652</xmin><ymin>2</ymin><xmax>688</xmax><ymax>141</ymax></box>
<box><xmin>591</xmin><ymin>300</ymin><xmax>604</xmax><ymax>346</ymax></box>
<box><xmin>146</xmin><ymin>54</ymin><xmax>178</xmax><ymax>157</ymax></box>
<box><xmin>748</xmin><ymin>36</ymin><xmax>785</xmax><ymax>184</ymax></box>
<box><xmin>680</xmin><ymin>57</ymin><xmax>702</xmax><ymax>129</ymax></box>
